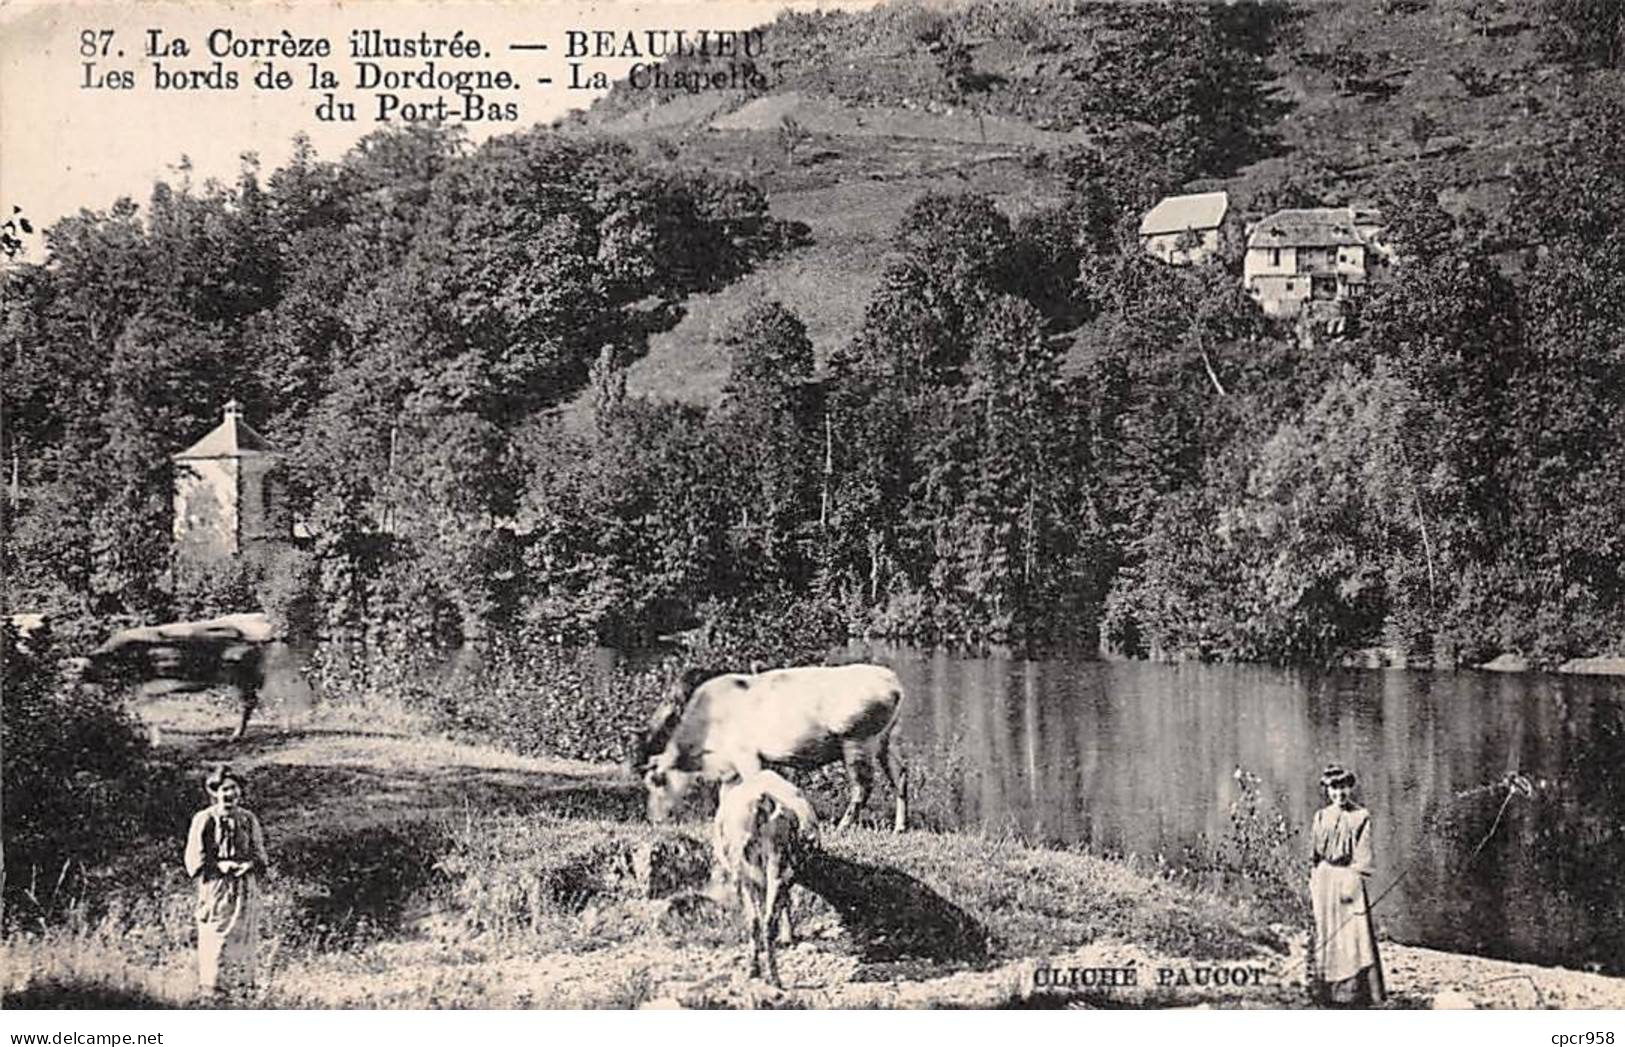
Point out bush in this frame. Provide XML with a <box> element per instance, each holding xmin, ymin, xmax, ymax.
<box><xmin>689</xmin><ymin>588</ymin><xmax>849</xmax><ymax>669</ymax></box>
<box><xmin>169</xmin><ymin>554</ymin><xmax>263</xmax><ymax>622</ymax></box>
<box><xmin>427</xmin><ymin>639</ymin><xmax>660</xmax><ymax>763</ymax></box>
<box><xmin>1541</xmin><ymin>0</ymin><xmax>1625</xmax><ymax>68</ymax></box>
<box><xmin>255</xmin><ymin>547</ymin><xmax>321</xmax><ymax>645</ymax></box>
<box><xmin>307</xmin><ymin>634</ymin><xmax>665</xmax><ymax>764</ymax></box>
<box><xmin>1</xmin><ymin>627</ymin><xmax>184</xmax><ymax>929</ymax></box>
<box><xmin>298</xmin><ymin>591</ymin><xmax>855</xmax><ymax>768</ymax></box>
<box><xmin>1176</xmin><ymin>767</ymin><xmax>1308</xmax><ymax>925</ymax></box>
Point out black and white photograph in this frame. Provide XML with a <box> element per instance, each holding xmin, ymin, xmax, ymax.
<box><xmin>2</xmin><ymin>0</ymin><xmax>1624</xmax><ymax>1022</ymax></box>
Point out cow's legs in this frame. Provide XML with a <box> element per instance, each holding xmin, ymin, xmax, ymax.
<box><xmin>837</xmin><ymin>742</ymin><xmax>874</xmax><ymax>830</ymax></box>
<box><xmin>742</xmin><ymin>880</ymin><xmax>765</xmax><ymax>979</ymax></box>
<box><xmin>877</xmin><ymin>734</ymin><xmax>909</xmax><ymax>833</ymax></box>
<box><xmin>232</xmin><ymin>683</ymin><xmax>259</xmax><ymax>741</ymax></box>
<box><xmin>777</xmin><ymin>897</ymin><xmax>796</xmax><ymax>945</ymax></box>
<box><xmin>762</xmin><ymin>854</ymin><xmax>784</xmax><ymax>988</ymax></box>
<box><xmin>717</xmin><ymin>762</ymin><xmax>754</xmax><ymax>808</ymax></box>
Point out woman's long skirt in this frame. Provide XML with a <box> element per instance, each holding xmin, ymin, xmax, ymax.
<box><xmin>1309</xmin><ymin>863</ymin><xmax>1386</xmax><ymax>1006</ymax></box>
<box><xmin>196</xmin><ymin>874</ymin><xmax>261</xmax><ymax>992</ymax></box>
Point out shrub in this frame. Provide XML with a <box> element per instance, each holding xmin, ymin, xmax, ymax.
<box><xmin>297</xmin><ymin>590</ymin><xmax>853</xmax><ymax>767</ymax></box>
<box><xmin>1175</xmin><ymin>767</ymin><xmax>1308</xmax><ymax>925</ymax></box>
<box><xmin>689</xmin><ymin>588</ymin><xmax>848</xmax><ymax>669</ymax></box>
<box><xmin>1</xmin><ymin>627</ymin><xmax>187</xmax><ymax>930</ymax></box>
<box><xmin>314</xmin><ymin>635</ymin><xmax>662</xmax><ymax>763</ymax></box>
<box><xmin>169</xmin><ymin>553</ymin><xmax>266</xmax><ymax>622</ymax></box>
<box><xmin>439</xmin><ymin>641</ymin><xmax>651</xmax><ymax>762</ymax></box>
<box><xmin>255</xmin><ymin>547</ymin><xmax>321</xmax><ymax>644</ymax></box>
<box><xmin>1541</xmin><ymin>0</ymin><xmax>1625</xmax><ymax>68</ymax></box>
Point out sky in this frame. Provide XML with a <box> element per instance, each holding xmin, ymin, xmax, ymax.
<box><xmin>0</xmin><ymin>0</ymin><xmax>866</xmax><ymax>254</ymax></box>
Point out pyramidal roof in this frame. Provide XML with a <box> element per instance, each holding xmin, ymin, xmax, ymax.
<box><xmin>174</xmin><ymin>400</ymin><xmax>276</xmax><ymax>460</ymax></box>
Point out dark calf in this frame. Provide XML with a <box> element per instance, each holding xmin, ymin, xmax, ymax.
<box><xmin>79</xmin><ymin>614</ymin><xmax>273</xmax><ymax>739</ymax></box>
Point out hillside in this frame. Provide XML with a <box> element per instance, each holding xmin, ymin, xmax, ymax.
<box><xmin>8</xmin><ymin>0</ymin><xmax>1623</xmax><ymax>737</ymax></box>
<box><xmin>557</xmin><ymin>0</ymin><xmax>1625</xmax><ymax>420</ymax></box>
<box><xmin>557</xmin><ymin>130</ymin><xmax>1069</xmax><ymax>426</ymax></box>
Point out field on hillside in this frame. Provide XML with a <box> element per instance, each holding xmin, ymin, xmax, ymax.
<box><xmin>559</xmin><ymin>0</ymin><xmax>1625</xmax><ymax>421</ymax></box>
<box><xmin>557</xmin><ymin>126</ymin><xmax>1070</xmax><ymax>428</ymax></box>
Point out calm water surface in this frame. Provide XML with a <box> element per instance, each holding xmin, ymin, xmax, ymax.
<box><xmin>843</xmin><ymin>644</ymin><xmax>1624</xmax><ymax>973</ymax></box>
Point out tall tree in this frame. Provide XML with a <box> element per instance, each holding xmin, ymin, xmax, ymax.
<box><xmin>712</xmin><ymin>301</ymin><xmax>819</xmax><ymax>590</ymax></box>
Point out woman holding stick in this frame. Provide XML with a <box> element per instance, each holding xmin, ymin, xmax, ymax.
<box><xmin>1309</xmin><ymin>764</ymin><xmax>1386</xmax><ymax>1006</ymax></box>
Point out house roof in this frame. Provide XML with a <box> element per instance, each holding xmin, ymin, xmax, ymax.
<box><xmin>1248</xmin><ymin>207</ymin><xmax>1367</xmax><ymax>248</ymax></box>
<box><xmin>1140</xmin><ymin>191</ymin><xmax>1229</xmax><ymax>237</ymax></box>
<box><xmin>174</xmin><ymin>400</ymin><xmax>276</xmax><ymax>460</ymax></box>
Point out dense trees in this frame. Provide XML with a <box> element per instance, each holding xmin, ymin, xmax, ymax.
<box><xmin>5</xmin><ymin>79</ymin><xmax>1625</xmax><ymax>667</ymax></box>
<box><xmin>818</xmin><ymin>194</ymin><xmax>1104</xmax><ymax>642</ymax></box>
<box><xmin>1097</xmin><ymin>150</ymin><xmax>1625</xmax><ymax>666</ymax></box>
<box><xmin>1076</xmin><ymin>4</ymin><xmax>1285</xmax><ymax>179</ymax></box>
<box><xmin>2</xmin><ymin>125</ymin><xmax>795</xmax><ymax>651</ymax></box>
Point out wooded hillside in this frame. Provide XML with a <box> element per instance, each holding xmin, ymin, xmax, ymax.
<box><xmin>5</xmin><ymin>0</ymin><xmax>1625</xmax><ymax>665</ymax></box>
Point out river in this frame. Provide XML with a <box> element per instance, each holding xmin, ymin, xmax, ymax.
<box><xmin>842</xmin><ymin>644</ymin><xmax>1625</xmax><ymax>974</ymax></box>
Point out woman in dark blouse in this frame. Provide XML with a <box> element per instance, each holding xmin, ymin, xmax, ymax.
<box><xmin>184</xmin><ymin>764</ymin><xmax>270</xmax><ymax>995</ymax></box>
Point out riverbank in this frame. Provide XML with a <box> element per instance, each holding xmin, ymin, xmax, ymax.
<box><xmin>5</xmin><ymin>709</ymin><xmax>1623</xmax><ymax>1010</ymax></box>
<box><xmin>1480</xmin><ymin>654</ymin><xmax>1625</xmax><ymax>676</ymax></box>
<box><xmin>1332</xmin><ymin>648</ymin><xmax>1625</xmax><ymax>674</ymax></box>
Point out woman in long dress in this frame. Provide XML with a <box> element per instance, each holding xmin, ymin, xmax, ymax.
<box><xmin>1309</xmin><ymin>764</ymin><xmax>1386</xmax><ymax>1006</ymax></box>
<box><xmin>184</xmin><ymin>765</ymin><xmax>271</xmax><ymax>996</ymax></box>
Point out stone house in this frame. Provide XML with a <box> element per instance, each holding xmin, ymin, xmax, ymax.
<box><xmin>1139</xmin><ymin>191</ymin><xmax>1229</xmax><ymax>266</ymax></box>
<box><xmin>173</xmin><ymin>400</ymin><xmax>289</xmax><ymax>566</ymax></box>
<box><xmin>1242</xmin><ymin>207</ymin><xmax>1388</xmax><ymax>318</ymax></box>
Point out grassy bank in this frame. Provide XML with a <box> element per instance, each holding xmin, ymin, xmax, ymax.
<box><xmin>2</xmin><ymin>709</ymin><xmax>1295</xmax><ymax>1009</ymax></box>
<box><xmin>6</xmin><ymin>706</ymin><xmax>1624</xmax><ymax>1009</ymax></box>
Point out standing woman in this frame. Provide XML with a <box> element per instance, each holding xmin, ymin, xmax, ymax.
<box><xmin>184</xmin><ymin>765</ymin><xmax>271</xmax><ymax>996</ymax></box>
<box><xmin>1309</xmin><ymin>764</ymin><xmax>1386</xmax><ymax>1006</ymax></box>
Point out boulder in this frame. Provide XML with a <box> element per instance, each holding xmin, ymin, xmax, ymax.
<box><xmin>632</xmin><ymin>835</ymin><xmax>713</xmax><ymax>899</ymax></box>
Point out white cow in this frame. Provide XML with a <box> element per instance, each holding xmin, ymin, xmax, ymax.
<box><xmin>634</xmin><ymin>663</ymin><xmax>908</xmax><ymax>831</ymax></box>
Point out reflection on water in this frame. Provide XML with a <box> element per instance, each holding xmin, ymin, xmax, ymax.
<box><xmin>845</xmin><ymin>643</ymin><xmax>1625</xmax><ymax>973</ymax></box>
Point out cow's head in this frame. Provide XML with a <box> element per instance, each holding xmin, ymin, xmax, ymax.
<box><xmin>626</xmin><ymin>699</ymin><xmax>678</xmax><ymax>780</ymax></box>
<box><xmin>629</xmin><ymin>667</ymin><xmax>713</xmax><ymax>772</ymax></box>
<box><xmin>642</xmin><ymin>763</ymin><xmax>695</xmax><ymax>824</ymax></box>
<box><xmin>633</xmin><ymin>666</ymin><xmax>731</xmax><ymax>822</ymax></box>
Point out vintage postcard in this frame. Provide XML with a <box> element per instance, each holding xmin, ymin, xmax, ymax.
<box><xmin>3</xmin><ymin>0</ymin><xmax>1624</xmax><ymax>1021</ymax></box>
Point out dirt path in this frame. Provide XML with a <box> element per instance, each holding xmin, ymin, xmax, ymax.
<box><xmin>152</xmin><ymin>701</ymin><xmax>644</xmax><ymax>831</ymax></box>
